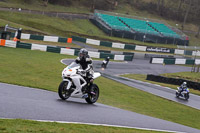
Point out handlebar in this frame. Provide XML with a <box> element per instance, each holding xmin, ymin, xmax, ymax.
<box><xmin>77</xmin><ymin>69</ymin><xmax>87</xmax><ymax>76</ymax></box>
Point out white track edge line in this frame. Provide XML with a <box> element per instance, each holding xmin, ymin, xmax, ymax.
<box><xmin>0</xmin><ymin>118</ymin><xmax>185</xmax><ymax>133</ymax></box>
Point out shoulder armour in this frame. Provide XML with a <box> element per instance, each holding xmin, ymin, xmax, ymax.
<box><xmin>86</xmin><ymin>58</ymin><xmax>92</xmax><ymax>62</ymax></box>
<box><xmin>76</xmin><ymin>57</ymin><xmax>80</xmax><ymax>61</ymax></box>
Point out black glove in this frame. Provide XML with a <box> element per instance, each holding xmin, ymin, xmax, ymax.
<box><xmin>78</xmin><ymin>70</ymin><xmax>86</xmax><ymax>76</ymax></box>
<box><xmin>81</xmin><ymin>70</ymin><xmax>86</xmax><ymax>75</ymax></box>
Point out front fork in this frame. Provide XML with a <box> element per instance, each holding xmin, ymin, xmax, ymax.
<box><xmin>63</xmin><ymin>79</ymin><xmax>72</xmax><ymax>90</ymax></box>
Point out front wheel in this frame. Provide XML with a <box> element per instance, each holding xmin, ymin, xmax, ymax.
<box><xmin>85</xmin><ymin>84</ymin><xmax>99</xmax><ymax>104</ymax></box>
<box><xmin>184</xmin><ymin>93</ymin><xmax>189</xmax><ymax>100</ymax></box>
<box><xmin>101</xmin><ymin>63</ymin><xmax>106</xmax><ymax>69</ymax></box>
<box><xmin>58</xmin><ymin>81</ymin><xmax>71</xmax><ymax>100</ymax></box>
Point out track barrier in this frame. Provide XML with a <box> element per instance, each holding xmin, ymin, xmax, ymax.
<box><xmin>146</xmin><ymin>74</ymin><xmax>200</xmax><ymax>90</ymax></box>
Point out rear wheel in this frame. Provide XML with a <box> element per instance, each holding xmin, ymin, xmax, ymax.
<box><xmin>58</xmin><ymin>81</ymin><xmax>71</xmax><ymax>100</ymax></box>
<box><xmin>85</xmin><ymin>84</ymin><xmax>99</xmax><ymax>104</ymax></box>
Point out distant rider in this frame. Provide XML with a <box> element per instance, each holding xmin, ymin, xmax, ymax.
<box><xmin>105</xmin><ymin>56</ymin><xmax>110</xmax><ymax>67</ymax></box>
<box><xmin>102</xmin><ymin>56</ymin><xmax>110</xmax><ymax>69</ymax></box>
<box><xmin>179</xmin><ymin>82</ymin><xmax>187</xmax><ymax>93</ymax></box>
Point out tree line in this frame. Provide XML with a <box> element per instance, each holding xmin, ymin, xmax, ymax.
<box><xmin>22</xmin><ymin>0</ymin><xmax>200</xmax><ymax>36</ymax></box>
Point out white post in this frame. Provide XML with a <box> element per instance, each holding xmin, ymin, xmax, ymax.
<box><xmin>4</xmin><ymin>24</ymin><xmax>8</xmax><ymax>31</ymax></box>
<box><xmin>144</xmin><ymin>20</ymin><xmax>149</xmax><ymax>43</ymax></box>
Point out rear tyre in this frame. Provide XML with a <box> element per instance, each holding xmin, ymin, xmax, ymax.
<box><xmin>175</xmin><ymin>92</ymin><xmax>179</xmax><ymax>98</ymax></box>
<box><xmin>58</xmin><ymin>81</ymin><xmax>71</xmax><ymax>100</ymax></box>
<box><xmin>85</xmin><ymin>84</ymin><xmax>99</xmax><ymax>104</ymax></box>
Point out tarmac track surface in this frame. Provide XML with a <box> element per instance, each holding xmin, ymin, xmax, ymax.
<box><xmin>0</xmin><ymin>82</ymin><xmax>200</xmax><ymax>133</ymax></box>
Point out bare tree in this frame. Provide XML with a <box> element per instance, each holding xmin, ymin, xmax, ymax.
<box><xmin>91</xmin><ymin>0</ymin><xmax>96</xmax><ymax>11</ymax></box>
<box><xmin>157</xmin><ymin>0</ymin><xmax>161</xmax><ymax>11</ymax></box>
<box><xmin>196</xmin><ymin>26</ymin><xmax>200</xmax><ymax>38</ymax></box>
<box><xmin>194</xmin><ymin>0</ymin><xmax>200</xmax><ymax>17</ymax></box>
<box><xmin>43</xmin><ymin>0</ymin><xmax>49</xmax><ymax>6</ymax></box>
<box><xmin>105</xmin><ymin>0</ymin><xmax>118</xmax><ymax>8</ymax></box>
<box><xmin>161</xmin><ymin>0</ymin><xmax>165</xmax><ymax>9</ymax></box>
<box><xmin>23</xmin><ymin>0</ymin><xmax>33</xmax><ymax>4</ymax></box>
<box><xmin>178</xmin><ymin>0</ymin><xmax>184</xmax><ymax>12</ymax></box>
<box><xmin>114</xmin><ymin>0</ymin><xmax>118</xmax><ymax>7</ymax></box>
<box><xmin>182</xmin><ymin>0</ymin><xmax>192</xmax><ymax>30</ymax></box>
<box><xmin>160</xmin><ymin>0</ymin><xmax>165</xmax><ymax>16</ymax></box>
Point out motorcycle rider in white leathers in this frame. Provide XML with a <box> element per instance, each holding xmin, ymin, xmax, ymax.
<box><xmin>75</xmin><ymin>48</ymin><xmax>94</xmax><ymax>97</ymax></box>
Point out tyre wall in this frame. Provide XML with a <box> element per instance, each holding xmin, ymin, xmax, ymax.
<box><xmin>146</xmin><ymin>74</ymin><xmax>200</xmax><ymax>90</ymax></box>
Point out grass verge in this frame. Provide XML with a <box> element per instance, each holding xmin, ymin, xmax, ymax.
<box><xmin>0</xmin><ymin>46</ymin><xmax>200</xmax><ymax>129</ymax></box>
<box><xmin>0</xmin><ymin>119</ymin><xmax>163</xmax><ymax>133</ymax></box>
<box><xmin>121</xmin><ymin>74</ymin><xmax>200</xmax><ymax>96</ymax></box>
<box><xmin>0</xmin><ymin>11</ymin><xmax>106</xmax><ymax>38</ymax></box>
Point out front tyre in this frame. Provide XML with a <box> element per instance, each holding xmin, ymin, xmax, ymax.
<box><xmin>101</xmin><ymin>63</ymin><xmax>106</xmax><ymax>69</ymax></box>
<box><xmin>85</xmin><ymin>84</ymin><xmax>99</xmax><ymax>104</ymax></box>
<box><xmin>184</xmin><ymin>93</ymin><xmax>189</xmax><ymax>100</ymax></box>
<box><xmin>58</xmin><ymin>81</ymin><xmax>71</xmax><ymax>100</ymax></box>
<box><xmin>175</xmin><ymin>91</ymin><xmax>179</xmax><ymax>98</ymax></box>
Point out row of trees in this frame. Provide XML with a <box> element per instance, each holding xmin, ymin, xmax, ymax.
<box><xmin>125</xmin><ymin>0</ymin><xmax>200</xmax><ymax>36</ymax></box>
<box><xmin>41</xmin><ymin>0</ymin><xmax>118</xmax><ymax>10</ymax></box>
<box><xmin>154</xmin><ymin>0</ymin><xmax>200</xmax><ymax>36</ymax></box>
<box><xmin>154</xmin><ymin>0</ymin><xmax>199</xmax><ymax>31</ymax></box>
<box><xmin>23</xmin><ymin>0</ymin><xmax>200</xmax><ymax>26</ymax></box>
<box><xmin>22</xmin><ymin>0</ymin><xmax>200</xmax><ymax>36</ymax></box>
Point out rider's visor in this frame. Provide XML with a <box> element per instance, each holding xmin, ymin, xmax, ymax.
<box><xmin>80</xmin><ymin>53</ymin><xmax>86</xmax><ymax>57</ymax></box>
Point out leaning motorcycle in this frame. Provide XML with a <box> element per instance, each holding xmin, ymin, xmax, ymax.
<box><xmin>58</xmin><ymin>62</ymin><xmax>101</xmax><ymax>104</ymax></box>
<box><xmin>175</xmin><ymin>87</ymin><xmax>189</xmax><ymax>100</ymax></box>
<box><xmin>101</xmin><ymin>60</ymin><xmax>107</xmax><ymax>69</ymax></box>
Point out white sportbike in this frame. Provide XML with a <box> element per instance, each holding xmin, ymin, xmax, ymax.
<box><xmin>58</xmin><ymin>62</ymin><xmax>101</xmax><ymax>104</ymax></box>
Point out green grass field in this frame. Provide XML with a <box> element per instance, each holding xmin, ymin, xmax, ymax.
<box><xmin>0</xmin><ymin>11</ymin><xmax>106</xmax><ymax>38</ymax></box>
<box><xmin>0</xmin><ymin>119</ymin><xmax>164</xmax><ymax>133</ymax></box>
<box><xmin>0</xmin><ymin>46</ymin><xmax>200</xmax><ymax>130</ymax></box>
<box><xmin>121</xmin><ymin>74</ymin><xmax>200</xmax><ymax>96</ymax></box>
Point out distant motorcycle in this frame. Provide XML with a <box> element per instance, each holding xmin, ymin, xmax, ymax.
<box><xmin>101</xmin><ymin>57</ymin><xmax>110</xmax><ymax>69</ymax></box>
<box><xmin>175</xmin><ymin>87</ymin><xmax>189</xmax><ymax>100</ymax></box>
<box><xmin>101</xmin><ymin>60</ymin><xmax>107</xmax><ymax>69</ymax></box>
<box><xmin>58</xmin><ymin>62</ymin><xmax>101</xmax><ymax>104</ymax></box>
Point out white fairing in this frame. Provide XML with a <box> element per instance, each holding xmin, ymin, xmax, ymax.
<box><xmin>61</xmin><ymin>62</ymin><xmax>101</xmax><ymax>98</ymax></box>
<box><xmin>103</xmin><ymin>60</ymin><xmax>106</xmax><ymax>64</ymax></box>
<box><xmin>93</xmin><ymin>72</ymin><xmax>101</xmax><ymax>79</ymax></box>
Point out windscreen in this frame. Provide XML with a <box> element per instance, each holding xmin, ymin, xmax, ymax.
<box><xmin>68</xmin><ymin>62</ymin><xmax>80</xmax><ymax>68</ymax></box>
